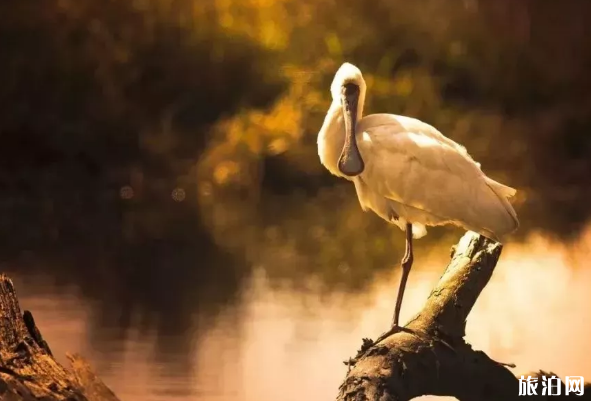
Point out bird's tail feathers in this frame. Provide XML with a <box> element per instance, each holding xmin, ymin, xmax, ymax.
<box><xmin>484</xmin><ymin>177</ymin><xmax>519</xmax><ymax>233</ymax></box>
<box><xmin>485</xmin><ymin>177</ymin><xmax>516</xmax><ymax>198</ymax></box>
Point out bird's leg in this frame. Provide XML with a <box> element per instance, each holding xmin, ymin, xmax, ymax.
<box><xmin>371</xmin><ymin>223</ymin><xmax>414</xmax><ymax>347</ymax></box>
<box><xmin>392</xmin><ymin>222</ymin><xmax>414</xmax><ymax>329</ymax></box>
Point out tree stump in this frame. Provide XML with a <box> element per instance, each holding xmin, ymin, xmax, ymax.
<box><xmin>337</xmin><ymin>232</ymin><xmax>591</xmax><ymax>400</ymax></box>
<box><xmin>0</xmin><ymin>274</ymin><xmax>121</xmax><ymax>401</ymax></box>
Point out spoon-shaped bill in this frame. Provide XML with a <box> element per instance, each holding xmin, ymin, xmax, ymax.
<box><xmin>338</xmin><ymin>83</ymin><xmax>364</xmax><ymax>176</ymax></box>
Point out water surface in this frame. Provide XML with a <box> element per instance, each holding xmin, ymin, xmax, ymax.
<box><xmin>10</xmin><ymin>227</ymin><xmax>591</xmax><ymax>400</ymax></box>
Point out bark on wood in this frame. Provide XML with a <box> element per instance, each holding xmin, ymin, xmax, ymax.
<box><xmin>338</xmin><ymin>232</ymin><xmax>591</xmax><ymax>401</ymax></box>
<box><xmin>0</xmin><ymin>273</ymin><xmax>121</xmax><ymax>401</ymax></box>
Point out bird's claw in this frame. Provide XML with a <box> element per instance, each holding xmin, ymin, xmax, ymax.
<box><xmin>352</xmin><ymin>325</ymin><xmax>406</xmax><ymax>361</ymax></box>
<box><xmin>373</xmin><ymin>324</ymin><xmax>403</xmax><ymax>347</ymax></box>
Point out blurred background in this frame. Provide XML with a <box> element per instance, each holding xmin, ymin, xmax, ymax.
<box><xmin>1</xmin><ymin>0</ymin><xmax>591</xmax><ymax>400</ymax></box>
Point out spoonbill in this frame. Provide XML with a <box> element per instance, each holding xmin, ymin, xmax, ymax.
<box><xmin>317</xmin><ymin>62</ymin><xmax>519</xmax><ymax>335</ymax></box>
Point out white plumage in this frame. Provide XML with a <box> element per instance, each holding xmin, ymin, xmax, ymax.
<box><xmin>318</xmin><ymin>63</ymin><xmax>519</xmax><ymax>242</ymax></box>
<box><xmin>317</xmin><ymin>62</ymin><xmax>519</xmax><ymax>332</ymax></box>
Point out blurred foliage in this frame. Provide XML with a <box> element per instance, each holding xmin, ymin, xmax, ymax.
<box><xmin>1</xmin><ymin>0</ymin><xmax>591</xmax><ymax>306</ymax></box>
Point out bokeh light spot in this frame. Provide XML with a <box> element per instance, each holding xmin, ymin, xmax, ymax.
<box><xmin>172</xmin><ymin>188</ymin><xmax>186</xmax><ymax>202</ymax></box>
<box><xmin>120</xmin><ymin>186</ymin><xmax>134</xmax><ymax>200</ymax></box>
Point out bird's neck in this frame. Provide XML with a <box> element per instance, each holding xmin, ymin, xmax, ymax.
<box><xmin>317</xmin><ymin>97</ymin><xmax>365</xmax><ymax>177</ymax></box>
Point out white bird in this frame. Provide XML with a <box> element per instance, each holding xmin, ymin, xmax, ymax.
<box><xmin>317</xmin><ymin>62</ymin><xmax>519</xmax><ymax>335</ymax></box>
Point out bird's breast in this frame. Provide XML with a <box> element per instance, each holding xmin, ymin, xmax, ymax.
<box><xmin>317</xmin><ymin>108</ymin><xmax>348</xmax><ymax>178</ymax></box>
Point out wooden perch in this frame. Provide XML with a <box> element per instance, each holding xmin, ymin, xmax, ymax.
<box><xmin>337</xmin><ymin>232</ymin><xmax>591</xmax><ymax>401</ymax></box>
<box><xmin>0</xmin><ymin>273</ymin><xmax>121</xmax><ymax>401</ymax></box>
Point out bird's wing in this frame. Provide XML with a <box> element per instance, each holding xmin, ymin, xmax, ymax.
<box><xmin>356</xmin><ymin>114</ymin><xmax>518</xmax><ymax>236</ymax></box>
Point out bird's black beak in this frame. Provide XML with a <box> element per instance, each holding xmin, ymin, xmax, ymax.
<box><xmin>338</xmin><ymin>83</ymin><xmax>364</xmax><ymax>177</ymax></box>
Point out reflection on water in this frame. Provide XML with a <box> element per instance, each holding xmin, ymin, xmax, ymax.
<box><xmin>9</xmin><ymin>226</ymin><xmax>591</xmax><ymax>401</ymax></box>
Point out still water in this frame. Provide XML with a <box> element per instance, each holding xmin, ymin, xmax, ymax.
<box><xmin>8</xmin><ymin>227</ymin><xmax>591</xmax><ymax>401</ymax></box>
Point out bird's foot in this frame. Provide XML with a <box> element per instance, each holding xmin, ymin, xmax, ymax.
<box><xmin>352</xmin><ymin>325</ymin><xmax>408</xmax><ymax>361</ymax></box>
<box><xmin>373</xmin><ymin>324</ymin><xmax>403</xmax><ymax>347</ymax></box>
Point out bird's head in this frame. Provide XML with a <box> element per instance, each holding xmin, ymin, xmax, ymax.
<box><xmin>331</xmin><ymin>63</ymin><xmax>366</xmax><ymax>177</ymax></box>
<box><xmin>330</xmin><ymin>63</ymin><xmax>366</xmax><ymax>101</ymax></box>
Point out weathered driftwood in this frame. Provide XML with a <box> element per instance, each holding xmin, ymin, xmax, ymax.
<box><xmin>338</xmin><ymin>232</ymin><xmax>591</xmax><ymax>401</ymax></box>
<box><xmin>0</xmin><ymin>274</ymin><xmax>121</xmax><ymax>401</ymax></box>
